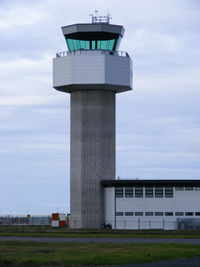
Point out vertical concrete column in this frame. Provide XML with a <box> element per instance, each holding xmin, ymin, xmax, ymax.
<box><xmin>70</xmin><ymin>90</ymin><xmax>115</xmax><ymax>228</ymax></box>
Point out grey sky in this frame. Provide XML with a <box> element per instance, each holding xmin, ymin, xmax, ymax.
<box><xmin>0</xmin><ymin>0</ymin><xmax>200</xmax><ymax>215</ymax></box>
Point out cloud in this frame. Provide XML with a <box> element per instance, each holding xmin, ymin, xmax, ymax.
<box><xmin>0</xmin><ymin>1</ymin><xmax>51</xmax><ymax>31</ymax></box>
<box><xmin>22</xmin><ymin>143</ymin><xmax>69</xmax><ymax>151</ymax></box>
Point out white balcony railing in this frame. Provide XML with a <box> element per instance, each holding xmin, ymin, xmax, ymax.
<box><xmin>56</xmin><ymin>49</ymin><xmax>129</xmax><ymax>58</ymax></box>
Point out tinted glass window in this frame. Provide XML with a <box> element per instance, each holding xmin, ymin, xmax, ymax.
<box><xmin>125</xmin><ymin>212</ymin><xmax>134</xmax><ymax>216</ymax></box>
<box><xmin>145</xmin><ymin>187</ymin><xmax>153</xmax><ymax>198</ymax></box>
<box><xmin>155</xmin><ymin>187</ymin><xmax>163</xmax><ymax>198</ymax></box>
<box><xmin>66</xmin><ymin>38</ymin><xmax>119</xmax><ymax>51</ymax></box>
<box><xmin>185</xmin><ymin>187</ymin><xmax>194</xmax><ymax>191</ymax></box>
<box><xmin>135</xmin><ymin>187</ymin><xmax>143</xmax><ymax>198</ymax></box>
<box><xmin>165</xmin><ymin>187</ymin><xmax>173</xmax><ymax>198</ymax></box>
<box><xmin>115</xmin><ymin>187</ymin><xmax>123</xmax><ymax>198</ymax></box>
<box><xmin>116</xmin><ymin>212</ymin><xmax>123</xmax><ymax>216</ymax></box>
<box><xmin>175</xmin><ymin>212</ymin><xmax>184</xmax><ymax>216</ymax></box>
<box><xmin>135</xmin><ymin>212</ymin><xmax>143</xmax><ymax>216</ymax></box>
<box><xmin>125</xmin><ymin>187</ymin><xmax>133</xmax><ymax>198</ymax></box>
<box><xmin>185</xmin><ymin>212</ymin><xmax>193</xmax><ymax>216</ymax></box>
<box><xmin>155</xmin><ymin>212</ymin><xmax>164</xmax><ymax>216</ymax></box>
<box><xmin>165</xmin><ymin>212</ymin><xmax>173</xmax><ymax>216</ymax></box>
<box><xmin>175</xmin><ymin>187</ymin><xmax>184</xmax><ymax>191</ymax></box>
<box><xmin>145</xmin><ymin>212</ymin><xmax>154</xmax><ymax>216</ymax></box>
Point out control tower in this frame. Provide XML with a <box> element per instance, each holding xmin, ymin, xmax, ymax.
<box><xmin>53</xmin><ymin>14</ymin><xmax>132</xmax><ymax>229</ymax></box>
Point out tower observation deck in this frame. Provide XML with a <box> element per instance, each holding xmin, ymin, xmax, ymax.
<box><xmin>53</xmin><ymin>19</ymin><xmax>132</xmax><ymax>229</ymax></box>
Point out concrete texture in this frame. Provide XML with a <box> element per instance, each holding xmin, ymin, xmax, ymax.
<box><xmin>70</xmin><ymin>90</ymin><xmax>115</xmax><ymax>228</ymax></box>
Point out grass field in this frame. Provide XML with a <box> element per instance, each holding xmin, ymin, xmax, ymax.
<box><xmin>1</xmin><ymin>225</ymin><xmax>200</xmax><ymax>239</ymax></box>
<box><xmin>1</xmin><ymin>241</ymin><xmax>200</xmax><ymax>266</ymax></box>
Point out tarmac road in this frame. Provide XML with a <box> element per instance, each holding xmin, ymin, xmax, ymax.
<box><xmin>95</xmin><ymin>257</ymin><xmax>200</xmax><ymax>266</ymax></box>
<box><xmin>1</xmin><ymin>236</ymin><xmax>200</xmax><ymax>244</ymax></box>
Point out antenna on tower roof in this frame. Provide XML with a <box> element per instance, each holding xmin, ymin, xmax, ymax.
<box><xmin>89</xmin><ymin>11</ymin><xmax>112</xmax><ymax>24</ymax></box>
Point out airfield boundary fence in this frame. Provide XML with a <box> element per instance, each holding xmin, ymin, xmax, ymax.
<box><xmin>1</xmin><ymin>216</ymin><xmax>200</xmax><ymax>230</ymax></box>
<box><xmin>0</xmin><ymin>216</ymin><xmax>51</xmax><ymax>226</ymax></box>
<box><xmin>104</xmin><ymin>219</ymin><xmax>200</xmax><ymax>230</ymax></box>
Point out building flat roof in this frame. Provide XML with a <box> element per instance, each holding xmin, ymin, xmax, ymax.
<box><xmin>101</xmin><ymin>179</ymin><xmax>200</xmax><ymax>187</ymax></box>
<box><xmin>62</xmin><ymin>23</ymin><xmax>124</xmax><ymax>36</ymax></box>
<box><xmin>61</xmin><ymin>23</ymin><xmax>125</xmax><ymax>41</ymax></box>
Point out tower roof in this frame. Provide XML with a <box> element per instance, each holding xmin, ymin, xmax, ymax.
<box><xmin>61</xmin><ymin>23</ymin><xmax>125</xmax><ymax>40</ymax></box>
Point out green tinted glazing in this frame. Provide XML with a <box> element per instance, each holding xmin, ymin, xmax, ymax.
<box><xmin>66</xmin><ymin>38</ymin><xmax>120</xmax><ymax>51</ymax></box>
<box><xmin>115</xmin><ymin>36</ymin><xmax>121</xmax><ymax>50</ymax></box>
<box><xmin>108</xmin><ymin>39</ymin><xmax>115</xmax><ymax>50</ymax></box>
<box><xmin>92</xmin><ymin>40</ymin><xmax>96</xmax><ymax>49</ymax></box>
<box><xmin>66</xmin><ymin>39</ymin><xmax>74</xmax><ymax>51</ymax></box>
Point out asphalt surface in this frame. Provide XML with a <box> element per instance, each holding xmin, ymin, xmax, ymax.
<box><xmin>95</xmin><ymin>257</ymin><xmax>200</xmax><ymax>266</ymax></box>
<box><xmin>1</xmin><ymin>236</ymin><xmax>200</xmax><ymax>244</ymax></box>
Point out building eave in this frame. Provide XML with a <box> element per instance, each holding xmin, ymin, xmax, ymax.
<box><xmin>101</xmin><ymin>179</ymin><xmax>200</xmax><ymax>187</ymax></box>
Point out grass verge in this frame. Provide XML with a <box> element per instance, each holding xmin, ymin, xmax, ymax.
<box><xmin>1</xmin><ymin>241</ymin><xmax>200</xmax><ymax>266</ymax></box>
<box><xmin>1</xmin><ymin>226</ymin><xmax>200</xmax><ymax>239</ymax></box>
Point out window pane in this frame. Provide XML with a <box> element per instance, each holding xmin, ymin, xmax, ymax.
<box><xmin>101</xmin><ymin>40</ymin><xmax>107</xmax><ymax>50</ymax></box>
<box><xmin>125</xmin><ymin>212</ymin><xmax>133</xmax><ymax>216</ymax></box>
<box><xmin>165</xmin><ymin>187</ymin><xmax>173</xmax><ymax>198</ymax></box>
<box><xmin>145</xmin><ymin>212</ymin><xmax>154</xmax><ymax>216</ymax></box>
<box><xmin>91</xmin><ymin>40</ymin><xmax>96</xmax><ymax>49</ymax></box>
<box><xmin>73</xmin><ymin>39</ymin><xmax>79</xmax><ymax>50</ymax></box>
<box><xmin>135</xmin><ymin>187</ymin><xmax>143</xmax><ymax>198</ymax></box>
<box><xmin>175</xmin><ymin>187</ymin><xmax>184</xmax><ymax>191</ymax></box>
<box><xmin>195</xmin><ymin>212</ymin><xmax>200</xmax><ymax>216</ymax></box>
<box><xmin>155</xmin><ymin>187</ymin><xmax>163</xmax><ymax>198</ymax></box>
<box><xmin>185</xmin><ymin>212</ymin><xmax>193</xmax><ymax>216</ymax></box>
<box><xmin>145</xmin><ymin>187</ymin><xmax>153</xmax><ymax>198</ymax></box>
<box><xmin>78</xmin><ymin>40</ymin><xmax>90</xmax><ymax>50</ymax></box>
<box><xmin>97</xmin><ymin>40</ymin><xmax>101</xmax><ymax>49</ymax></box>
<box><xmin>85</xmin><ymin>41</ymin><xmax>90</xmax><ymax>49</ymax></box>
<box><xmin>135</xmin><ymin>212</ymin><xmax>143</xmax><ymax>216</ymax></box>
<box><xmin>125</xmin><ymin>187</ymin><xmax>133</xmax><ymax>198</ymax></box>
<box><xmin>116</xmin><ymin>212</ymin><xmax>123</xmax><ymax>216</ymax></box>
<box><xmin>115</xmin><ymin>36</ymin><xmax>121</xmax><ymax>50</ymax></box>
<box><xmin>66</xmin><ymin>38</ymin><xmax>74</xmax><ymax>51</ymax></box>
<box><xmin>155</xmin><ymin>212</ymin><xmax>163</xmax><ymax>216</ymax></box>
<box><xmin>108</xmin><ymin>39</ymin><xmax>115</xmax><ymax>50</ymax></box>
<box><xmin>195</xmin><ymin>186</ymin><xmax>200</xmax><ymax>191</ymax></box>
<box><xmin>165</xmin><ymin>212</ymin><xmax>173</xmax><ymax>216</ymax></box>
<box><xmin>115</xmin><ymin>187</ymin><xmax>123</xmax><ymax>198</ymax></box>
<box><xmin>175</xmin><ymin>212</ymin><xmax>184</xmax><ymax>216</ymax></box>
<box><xmin>185</xmin><ymin>187</ymin><xmax>194</xmax><ymax>191</ymax></box>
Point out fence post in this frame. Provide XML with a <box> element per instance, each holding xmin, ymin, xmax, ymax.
<box><xmin>163</xmin><ymin>219</ymin><xmax>165</xmax><ymax>230</ymax></box>
<box><xmin>138</xmin><ymin>218</ymin><xmax>140</xmax><ymax>230</ymax></box>
<box><xmin>124</xmin><ymin>220</ymin><xmax>126</xmax><ymax>230</ymax></box>
<box><xmin>149</xmin><ymin>221</ymin><xmax>151</xmax><ymax>230</ymax></box>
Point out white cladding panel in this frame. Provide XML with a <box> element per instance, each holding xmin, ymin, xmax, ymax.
<box><xmin>115</xmin><ymin>189</ymin><xmax>200</xmax><ymax>212</ymax></box>
<box><xmin>104</xmin><ymin>187</ymin><xmax>200</xmax><ymax>230</ymax></box>
<box><xmin>53</xmin><ymin>53</ymin><xmax>132</xmax><ymax>92</ymax></box>
<box><xmin>73</xmin><ymin>54</ymin><xmax>105</xmax><ymax>84</ymax></box>
<box><xmin>51</xmin><ymin>221</ymin><xmax>59</xmax><ymax>227</ymax></box>
<box><xmin>53</xmin><ymin>56</ymin><xmax>73</xmax><ymax>86</ymax></box>
<box><xmin>105</xmin><ymin>55</ymin><xmax>132</xmax><ymax>87</ymax></box>
<box><xmin>53</xmin><ymin>54</ymin><xmax>105</xmax><ymax>87</ymax></box>
<box><xmin>59</xmin><ymin>213</ymin><xmax>66</xmax><ymax>221</ymax></box>
<box><xmin>104</xmin><ymin>187</ymin><xmax>115</xmax><ymax>224</ymax></box>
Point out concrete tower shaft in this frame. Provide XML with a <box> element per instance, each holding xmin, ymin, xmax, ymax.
<box><xmin>70</xmin><ymin>90</ymin><xmax>115</xmax><ymax>228</ymax></box>
<box><xmin>53</xmin><ymin>22</ymin><xmax>132</xmax><ymax>228</ymax></box>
